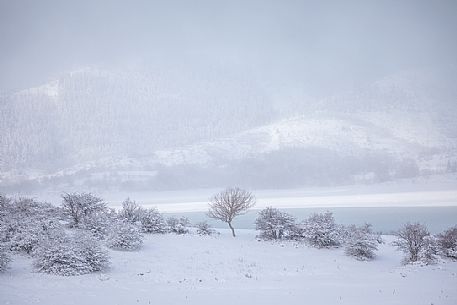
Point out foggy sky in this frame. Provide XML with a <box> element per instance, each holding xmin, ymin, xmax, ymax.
<box><xmin>1</xmin><ymin>0</ymin><xmax>457</xmax><ymax>94</ymax></box>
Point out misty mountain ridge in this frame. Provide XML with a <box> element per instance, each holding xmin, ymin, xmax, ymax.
<box><xmin>1</xmin><ymin>67</ymin><xmax>456</xmax><ymax>192</ymax></box>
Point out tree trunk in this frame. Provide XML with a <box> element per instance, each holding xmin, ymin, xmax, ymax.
<box><xmin>228</xmin><ymin>222</ymin><xmax>236</xmax><ymax>237</ymax></box>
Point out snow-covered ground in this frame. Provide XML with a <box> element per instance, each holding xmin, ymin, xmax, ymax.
<box><xmin>1</xmin><ymin>229</ymin><xmax>456</xmax><ymax>305</ymax></box>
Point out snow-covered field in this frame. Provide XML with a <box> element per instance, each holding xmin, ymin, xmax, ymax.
<box><xmin>1</xmin><ymin>229</ymin><xmax>456</xmax><ymax>305</ymax></box>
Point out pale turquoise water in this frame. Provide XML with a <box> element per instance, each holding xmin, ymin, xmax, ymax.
<box><xmin>165</xmin><ymin>206</ymin><xmax>457</xmax><ymax>234</ymax></box>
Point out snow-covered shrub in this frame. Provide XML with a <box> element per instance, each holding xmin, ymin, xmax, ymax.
<box><xmin>0</xmin><ymin>243</ymin><xmax>10</xmax><ymax>272</ymax></box>
<box><xmin>0</xmin><ymin>193</ymin><xmax>12</xmax><ymax>218</ymax></box>
<box><xmin>6</xmin><ymin>197</ymin><xmax>60</xmax><ymax>223</ymax></box>
<box><xmin>196</xmin><ymin>221</ymin><xmax>216</xmax><ymax>236</ymax></box>
<box><xmin>33</xmin><ymin>232</ymin><xmax>78</xmax><ymax>275</ymax></box>
<box><xmin>139</xmin><ymin>208</ymin><xmax>167</xmax><ymax>234</ymax></box>
<box><xmin>255</xmin><ymin>207</ymin><xmax>296</xmax><ymax>240</ymax></box>
<box><xmin>118</xmin><ymin>198</ymin><xmax>142</xmax><ymax>224</ymax></box>
<box><xmin>393</xmin><ymin>222</ymin><xmax>437</xmax><ymax>264</ymax></box>
<box><xmin>437</xmin><ymin>226</ymin><xmax>457</xmax><ymax>259</ymax></box>
<box><xmin>421</xmin><ymin>235</ymin><xmax>438</xmax><ymax>264</ymax></box>
<box><xmin>2</xmin><ymin>197</ymin><xmax>62</xmax><ymax>254</ymax></box>
<box><xmin>106</xmin><ymin>221</ymin><xmax>143</xmax><ymax>250</ymax></box>
<box><xmin>344</xmin><ymin>224</ymin><xmax>378</xmax><ymax>260</ymax></box>
<box><xmin>74</xmin><ymin>231</ymin><xmax>110</xmax><ymax>272</ymax></box>
<box><xmin>62</xmin><ymin>193</ymin><xmax>108</xmax><ymax>228</ymax></box>
<box><xmin>167</xmin><ymin>216</ymin><xmax>190</xmax><ymax>234</ymax></box>
<box><xmin>139</xmin><ymin>208</ymin><xmax>166</xmax><ymax>233</ymax></box>
<box><xmin>34</xmin><ymin>230</ymin><xmax>109</xmax><ymax>276</ymax></box>
<box><xmin>61</xmin><ymin>193</ymin><xmax>117</xmax><ymax>240</ymax></box>
<box><xmin>81</xmin><ymin>208</ymin><xmax>118</xmax><ymax>240</ymax></box>
<box><xmin>0</xmin><ymin>194</ymin><xmax>12</xmax><ymax>248</ymax></box>
<box><xmin>335</xmin><ymin>224</ymin><xmax>351</xmax><ymax>244</ymax></box>
<box><xmin>299</xmin><ymin>211</ymin><xmax>341</xmax><ymax>248</ymax></box>
<box><xmin>6</xmin><ymin>219</ymin><xmax>60</xmax><ymax>255</ymax></box>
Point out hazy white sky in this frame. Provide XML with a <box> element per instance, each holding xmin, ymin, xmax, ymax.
<box><xmin>1</xmin><ymin>0</ymin><xmax>456</xmax><ymax>93</ymax></box>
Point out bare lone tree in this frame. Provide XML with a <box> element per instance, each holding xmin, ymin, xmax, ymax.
<box><xmin>208</xmin><ymin>187</ymin><xmax>255</xmax><ymax>237</ymax></box>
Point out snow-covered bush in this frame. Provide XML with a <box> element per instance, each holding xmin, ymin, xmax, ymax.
<box><xmin>34</xmin><ymin>230</ymin><xmax>109</xmax><ymax>276</ymax></box>
<box><xmin>0</xmin><ymin>193</ymin><xmax>12</xmax><ymax>218</ymax></box>
<box><xmin>0</xmin><ymin>243</ymin><xmax>10</xmax><ymax>272</ymax></box>
<box><xmin>196</xmin><ymin>221</ymin><xmax>216</xmax><ymax>236</ymax></box>
<box><xmin>74</xmin><ymin>231</ymin><xmax>110</xmax><ymax>272</ymax></box>
<box><xmin>106</xmin><ymin>221</ymin><xmax>143</xmax><ymax>250</ymax></box>
<box><xmin>255</xmin><ymin>207</ymin><xmax>296</xmax><ymax>240</ymax></box>
<box><xmin>437</xmin><ymin>226</ymin><xmax>457</xmax><ymax>259</ymax></box>
<box><xmin>0</xmin><ymin>217</ymin><xmax>8</xmax><ymax>270</ymax></box>
<box><xmin>61</xmin><ymin>193</ymin><xmax>118</xmax><ymax>240</ymax></box>
<box><xmin>1</xmin><ymin>197</ymin><xmax>62</xmax><ymax>254</ymax></box>
<box><xmin>9</xmin><ymin>222</ymin><xmax>44</xmax><ymax>254</ymax></box>
<box><xmin>0</xmin><ymin>195</ymin><xmax>11</xmax><ymax>255</ymax></box>
<box><xmin>118</xmin><ymin>198</ymin><xmax>142</xmax><ymax>224</ymax></box>
<box><xmin>62</xmin><ymin>193</ymin><xmax>108</xmax><ymax>228</ymax></box>
<box><xmin>393</xmin><ymin>222</ymin><xmax>437</xmax><ymax>264</ymax></box>
<box><xmin>299</xmin><ymin>211</ymin><xmax>341</xmax><ymax>248</ymax></box>
<box><xmin>138</xmin><ymin>208</ymin><xmax>167</xmax><ymax>234</ymax></box>
<box><xmin>81</xmin><ymin>208</ymin><xmax>117</xmax><ymax>240</ymax></box>
<box><xmin>167</xmin><ymin>216</ymin><xmax>190</xmax><ymax>234</ymax></box>
<box><xmin>344</xmin><ymin>224</ymin><xmax>378</xmax><ymax>260</ymax></box>
<box><xmin>421</xmin><ymin>235</ymin><xmax>438</xmax><ymax>264</ymax></box>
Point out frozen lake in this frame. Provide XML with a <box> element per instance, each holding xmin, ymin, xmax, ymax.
<box><xmin>25</xmin><ymin>175</ymin><xmax>457</xmax><ymax>234</ymax></box>
<box><xmin>164</xmin><ymin>206</ymin><xmax>457</xmax><ymax>234</ymax></box>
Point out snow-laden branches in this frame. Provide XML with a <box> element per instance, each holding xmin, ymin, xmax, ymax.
<box><xmin>393</xmin><ymin>223</ymin><xmax>437</xmax><ymax>264</ymax></box>
<box><xmin>255</xmin><ymin>207</ymin><xmax>296</xmax><ymax>240</ymax></box>
<box><xmin>34</xmin><ymin>230</ymin><xmax>110</xmax><ymax>276</ymax></box>
<box><xmin>106</xmin><ymin>221</ymin><xmax>143</xmax><ymax>251</ymax></box>
<box><xmin>299</xmin><ymin>211</ymin><xmax>341</xmax><ymax>248</ymax></box>
<box><xmin>344</xmin><ymin>224</ymin><xmax>379</xmax><ymax>260</ymax></box>
<box><xmin>62</xmin><ymin>193</ymin><xmax>108</xmax><ymax>228</ymax></box>
<box><xmin>437</xmin><ymin>226</ymin><xmax>457</xmax><ymax>259</ymax></box>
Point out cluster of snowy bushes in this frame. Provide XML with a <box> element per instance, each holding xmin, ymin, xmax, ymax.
<box><xmin>118</xmin><ymin>198</ymin><xmax>218</xmax><ymax>237</ymax></box>
<box><xmin>254</xmin><ymin>207</ymin><xmax>457</xmax><ymax>263</ymax></box>
<box><xmin>255</xmin><ymin>207</ymin><xmax>381</xmax><ymax>260</ymax></box>
<box><xmin>0</xmin><ymin>193</ymin><xmax>111</xmax><ymax>275</ymax></box>
<box><xmin>393</xmin><ymin>223</ymin><xmax>457</xmax><ymax>265</ymax></box>
<box><xmin>0</xmin><ymin>193</ymin><xmax>217</xmax><ymax>275</ymax></box>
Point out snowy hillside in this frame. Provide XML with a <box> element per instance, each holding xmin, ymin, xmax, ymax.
<box><xmin>155</xmin><ymin>111</ymin><xmax>455</xmax><ymax>165</ymax></box>
<box><xmin>1</xmin><ymin>68</ymin><xmax>456</xmax><ymax>191</ymax></box>
<box><xmin>5</xmin><ymin>111</ymin><xmax>455</xmax><ymax>192</ymax></box>
<box><xmin>1</xmin><ymin>230</ymin><xmax>456</xmax><ymax>305</ymax></box>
